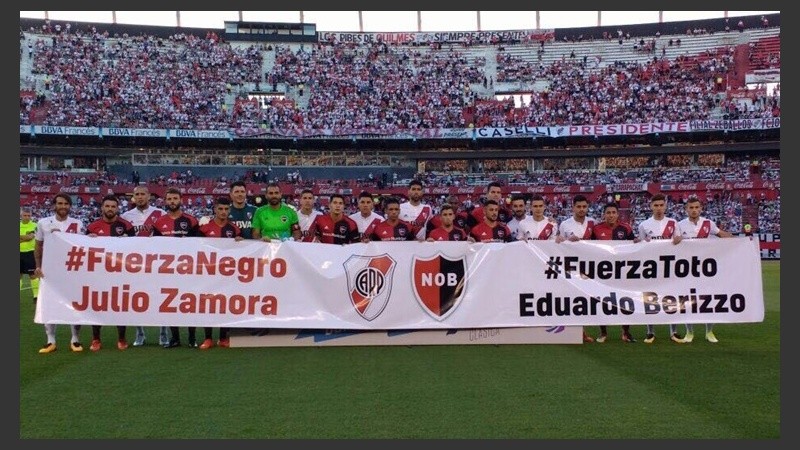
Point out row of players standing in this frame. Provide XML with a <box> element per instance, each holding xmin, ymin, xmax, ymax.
<box><xmin>33</xmin><ymin>182</ymin><xmax>256</xmax><ymax>353</ymax></box>
<box><xmin>295</xmin><ymin>180</ymin><xmax>735</xmax><ymax>345</ymax></box>
<box><xmin>31</xmin><ymin>179</ymin><xmax>732</xmax><ymax>353</ymax></box>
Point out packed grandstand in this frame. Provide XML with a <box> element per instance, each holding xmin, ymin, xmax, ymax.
<box><xmin>19</xmin><ymin>13</ymin><xmax>780</xmax><ymax>257</ymax></box>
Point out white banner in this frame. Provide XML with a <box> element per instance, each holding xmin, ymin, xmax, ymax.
<box><xmin>36</xmin><ymin>234</ymin><xmax>764</xmax><ymax>328</ymax></box>
<box><xmin>231</xmin><ymin>326</ymin><xmax>582</xmax><ymax>347</ymax></box>
<box><xmin>746</xmin><ymin>69</ymin><xmax>780</xmax><ymax>84</ymax></box>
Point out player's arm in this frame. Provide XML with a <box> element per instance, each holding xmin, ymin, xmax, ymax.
<box><xmin>717</xmin><ymin>229</ymin><xmax>735</xmax><ymax>238</ymax></box>
<box><xmin>625</xmin><ymin>225</ymin><xmax>636</xmax><ymax>240</ymax></box>
<box><xmin>466</xmin><ymin>209</ymin><xmax>479</xmax><ymax>229</ymax></box>
<box><xmin>672</xmin><ymin>222</ymin><xmax>682</xmax><ymax>245</ymax></box>
<box><xmin>503</xmin><ymin>225</ymin><xmax>513</xmax><ymax>243</ymax></box>
<box><xmin>251</xmin><ymin>211</ymin><xmax>263</xmax><ymax>240</ymax></box>
<box><xmin>229</xmin><ymin>223</ymin><xmax>243</xmax><ymax>241</ymax></box>
<box><xmin>188</xmin><ymin>217</ymin><xmax>200</xmax><ymax>237</ymax></box>
<box><xmin>290</xmin><ymin>222</ymin><xmax>301</xmax><ymax>241</ymax></box>
<box><xmin>634</xmin><ymin>223</ymin><xmax>645</xmax><ymax>243</ymax></box>
<box><xmin>86</xmin><ymin>223</ymin><xmax>98</xmax><ymax>238</ymax></box>
<box><xmin>426</xmin><ymin>217</ymin><xmax>437</xmax><ymax>235</ymax></box>
<box><xmin>347</xmin><ymin>221</ymin><xmax>360</xmax><ymax>244</ymax></box>
<box><xmin>554</xmin><ymin>222</ymin><xmax>566</xmax><ymax>243</ymax></box>
<box><xmin>34</xmin><ymin>239</ymin><xmax>44</xmax><ymax>277</ymax></box>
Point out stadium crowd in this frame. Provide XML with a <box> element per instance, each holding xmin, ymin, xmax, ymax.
<box><xmin>20</xmin><ymin>19</ymin><xmax>779</xmax><ymax>131</ymax></box>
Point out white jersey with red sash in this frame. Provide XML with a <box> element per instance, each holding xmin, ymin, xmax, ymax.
<box><xmin>507</xmin><ymin>215</ymin><xmax>530</xmax><ymax>241</ymax></box>
<box><xmin>298</xmin><ymin>209</ymin><xmax>323</xmax><ymax>242</ymax></box>
<box><xmin>399</xmin><ymin>201</ymin><xmax>433</xmax><ymax>241</ymax></box>
<box><xmin>559</xmin><ymin>216</ymin><xmax>595</xmax><ymax>240</ymax></box>
<box><xmin>348</xmin><ymin>211</ymin><xmax>384</xmax><ymax>240</ymax></box>
<box><xmin>121</xmin><ymin>205</ymin><xmax>165</xmax><ymax>237</ymax></box>
<box><xmin>517</xmin><ymin>217</ymin><xmax>557</xmax><ymax>241</ymax></box>
<box><xmin>637</xmin><ymin>216</ymin><xmax>678</xmax><ymax>240</ymax></box>
<box><xmin>677</xmin><ymin>217</ymin><xmax>719</xmax><ymax>239</ymax></box>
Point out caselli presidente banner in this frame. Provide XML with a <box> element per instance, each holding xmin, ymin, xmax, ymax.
<box><xmin>36</xmin><ymin>233</ymin><xmax>764</xmax><ymax>328</ymax></box>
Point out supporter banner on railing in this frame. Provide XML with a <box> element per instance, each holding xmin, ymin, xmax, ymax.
<box><xmin>36</xmin><ymin>234</ymin><xmax>763</xmax><ymax>328</ymax></box>
<box><xmin>168</xmin><ymin>129</ymin><xmax>231</xmax><ymax>140</ymax></box>
<box><xmin>23</xmin><ymin>119</ymin><xmax>780</xmax><ymax>140</ymax></box>
<box><xmin>746</xmin><ymin>69</ymin><xmax>780</xmax><ymax>84</ymax></box>
<box><xmin>687</xmin><ymin>118</ymin><xmax>780</xmax><ymax>132</ymax></box>
<box><xmin>33</xmin><ymin>125</ymin><xmax>98</xmax><ymax>136</ymax></box>
<box><xmin>102</xmin><ymin>127</ymin><xmax>167</xmax><ymax>138</ymax></box>
<box><xmin>317</xmin><ymin>29</ymin><xmax>555</xmax><ymax>45</ymax></box>
<box><xmin>607</xmin><ymin>183</ymin><xmax>648</xmax><ymax>193</ymax></box>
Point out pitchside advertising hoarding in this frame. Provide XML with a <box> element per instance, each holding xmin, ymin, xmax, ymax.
<box><xmin>36</xmin><ymin>234</ymin><xmax>763</xmax><ymax>347</ymax></box>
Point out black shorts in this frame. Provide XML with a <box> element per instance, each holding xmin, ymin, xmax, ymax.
<box><xmin>20</xmin><ymin>251</ymin><xmax>35</xmax><ymax>275</ymax></box>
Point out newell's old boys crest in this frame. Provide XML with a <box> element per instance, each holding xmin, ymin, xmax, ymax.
<box><xmin>412</xmin><ymin>254</ymin><xmax>467</xmax><ymax>321</ymax></box>
<box><xmin>344</xmin><ymin>254</ymin><xmax>397</xmax><ymax>321</ymax></box>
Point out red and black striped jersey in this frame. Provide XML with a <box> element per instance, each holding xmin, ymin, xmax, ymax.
<box><xmin>427</xmin><ymin>211</ymin><xmax>470</xmax><ymax>236</ymax></box>
<box><xmin>428</xmin><ymin>226</ymin><xmax>468</xmax><ymax>242</ymax></box>
<box><xmin>592</xmin><ymin>222</ymin><xmax>635</xmax><ymax>240</ymax></box>
<box><xmin>86</xmin><ymin>217</ymin><xmax>135</xmax><ymax>237</ymax></box>
<box><xmin>369</xmin><ymin>220</ymin><xmax>416</xmax><ymax>241</ymax></box>
<box><xmin>469</xmin><ymin>222</ymin><xmax>513</xmax><ymax>243</ymax></box>
<box><xmin>152</xmin><ymin>213</ymin><xmax>199</xmax><ymax>237</ymax></box>
<box><xmin>468</xmin><ymin>204</ymin><xmax>512</xmax><ymax>228</ymax></box>
<box><xmin>198</xmin><ymin>220</ymin><xmax>241</xmax><ymax>239</ymax></box>
<box><xmin>310</xmin><ymin>214</ymin><xmax>360</xmax><ymax>244</ymax></box>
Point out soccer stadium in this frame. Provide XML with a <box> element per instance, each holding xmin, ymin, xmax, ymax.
<box><xmin>19</xmin><ymin>11</ymin><xmax>779</xmax><ymax>438</ymax></box>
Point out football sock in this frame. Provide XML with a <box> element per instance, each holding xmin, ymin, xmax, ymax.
<box><xmin>70</xmin><ymin>325</ymin><xmax>81</xmax><ymax>342</ymax></box>
<box><xmin>45</xmin><ymin>323</ymin><xmax>56</xmax><ymax>344</ymax></box>
<box><xmin>92</xmin><ymin>325</ymin><xmax>102</xmax><ymax>340</ymax></box>
<box><xmin>31</xmin><ymin>277</ymin><xmax>40</xmax><ymax>298</ymax></box>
